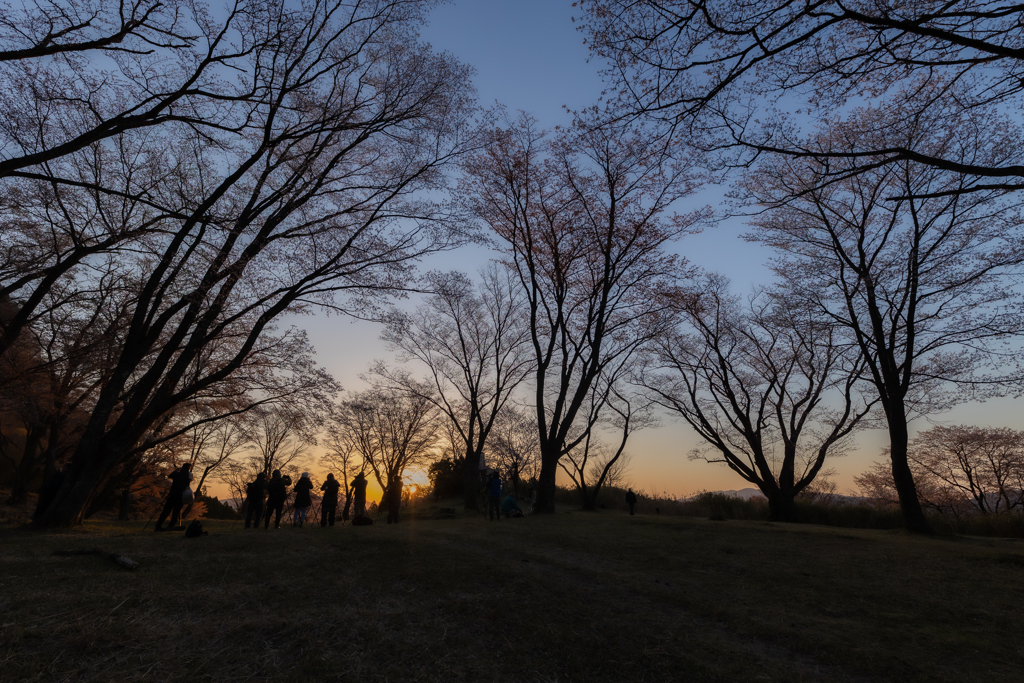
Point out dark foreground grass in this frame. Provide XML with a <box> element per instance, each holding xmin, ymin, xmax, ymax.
<box><xmin>1</xmin><ymin>510</ymin><xmax>1022</xmax><ymax>683</ymax></box>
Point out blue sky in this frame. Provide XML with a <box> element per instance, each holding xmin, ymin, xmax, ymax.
<box><xmin>295</xmin><ymin>0</ymin><xmax>1021</xmax><ymax>499</ymax></box>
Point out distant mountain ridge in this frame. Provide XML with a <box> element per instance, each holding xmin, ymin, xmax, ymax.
<box><xmin>690</xmin><ymin>488</ymin><xmax>869</xmax><ymax>505</ymax></box>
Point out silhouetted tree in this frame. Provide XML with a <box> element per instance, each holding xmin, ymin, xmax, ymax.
<box><xmin>337</xmin><ymin>384</ymin><xmax>440</xmax><ymax>513</ymax></box>
<box><xmin>577</xmin><ymin>0</ymin><xmax>1024</xmax><ymax>193</ymax></box>
<box><xmin>376</xmin><ymin>266</ymin><xmax>532</xmax><ymax>511</ymax></box>
<box><xmin>644</xmin><ymin>275</ymin><xmax>873</xmax><ymax>522</ymax></box>
<box><xmin>858</xmin><ymin>425</ymin><xmax>1024</xmax><ymax>516</ymax></box>
<box><xmin>30</xmin><ymin>0</ymin><xmax>476</xmax><ymax>527</ymax></box>
<box><xmin>742</xmin><ymin>120</ymin><xmax>1024</xmax><ymax>532</ymax></box>
<box><xmin>463</xmin><ymin>111</ymin><xmax>702</xmax><ymax>514</ymax></box>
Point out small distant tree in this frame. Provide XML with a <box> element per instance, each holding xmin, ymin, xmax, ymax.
<box><xmin>488</xmin><ymin>405</ymin><xmax>540</xmax><ymax>499</ymax></box>
<box><xmin>559</xmin><ymin>381</ymin><xmax>652</xmax><ymax>510</ymax></box>
<box><xmin>337</xmin><ymin>385</ymin><xmax>441</xmax><ymax>513</ymax></box>
<box><xmin>377</xmin><ymin>266</ymin><xmax>532</xmax><ymax>511</ymax></box>
<box><xmin>858</xmin><ymin>425</ymin><xmax>1024</xmax><ymax>515</ymax></box>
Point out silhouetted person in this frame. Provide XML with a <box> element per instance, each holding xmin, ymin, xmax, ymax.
<box><xmin>264</xmin><ymin>469</ymin><xmax>291</xmax><ymax>529</ymax></box>
<box><xmin>351</xmin><ymin>472</ymin><xmax>368</xmax><ymax>518</ymax></box>
<box><xmin>155</xmin><ymin>463</ymin><xmax>193</xmax><ymax>531</ymax></box>
<box><xmin>487</xmin><ymin>471</ymin><xmax>502</xmax><ymax>522</ymax></box>
<box><xmin>501</xmin><ymin>494</ymin><xmax>523</xmax><ymax>518</ymax></box>
<box><xmin>387</xmin><ymin>474</ymin><xmax>403</xmax><ymax>524</ymax></box>
<box><xmin>244</xmin><ymin>471</ymin><xmax>268</xmax><ymax>529</ymax></box>
<box><xmin>320</xmin><ymin>473</ymin><xmax>340</xmax><ymax>527</ymax></box>
<box><xmin>293</xmin><ymin>472</ymin><xmax>313</xmax><ymax>526</ymax></box>
<box><xmin>626</xmin><ymin>488</ymin><xmax>638</xmax><ymax>516</ymax></box>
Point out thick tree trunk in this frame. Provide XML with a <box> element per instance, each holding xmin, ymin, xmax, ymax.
<box><xmin>33</xmin><ymin>432</ymin><xmax>128</xmax><ymax>528</ymax></box>
<box><xmin>9</xmin><ymin>426</ymin><xmax>43</xmax><ymax>505</ymax></box>
<box><xmin>463</xmin><ymin>447</ymin><xmax>480</xmax><ymax>511</ymax></box>
<box><xmin>888</xmin><ymin>419</ymin><xmax>932</xmax><ymax>534</ymax></box>
<box><xmin>766</xmin><ymin>489</ymin><xmax>798</xmax><ymax>523</ymax></box>
<box><xmin>535</xmin><ymin>452</ymin><xmax>558</xmax><ymax>513</ymax></box>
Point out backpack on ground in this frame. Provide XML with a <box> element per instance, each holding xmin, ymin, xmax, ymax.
<box><xmin>352</xmin><ymin>515</ymin><xmax>373</xmax><ymax>526</ymax></box>
<box><xmin>185</xmin><ymin>520</ymin><xmax>207</xmax><ymax>538</ymax></box>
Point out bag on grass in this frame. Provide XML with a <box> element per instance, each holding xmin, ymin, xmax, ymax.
<box><xmin>352</xmin><ymin>515</ymin><xmax>373</xmax><ymax>526</ymax></box>
<box><xmin>185</xmin><ymin>520</ymin><xmax>206</xmax><ymax>538</ymax></box>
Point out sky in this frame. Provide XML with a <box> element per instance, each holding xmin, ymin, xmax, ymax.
<box><xmin>228</xmin><ymin>0</ymin><xmax>1024</xmax><ymax>502</ymax></box>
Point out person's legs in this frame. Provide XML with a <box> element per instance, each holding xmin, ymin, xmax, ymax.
<box><xmin>244</xmin><ymin>501</ymin><xmax>258</xmax><ymax>529</ymax></box>
<box><xmin>488</xmin><ymin>496</ymin><xmax>500</xmax><ymax>521</ymax></box>
<box><xmin>628</xmin><ymin>502</ymin><xmax>635</xmax><ymax>516</ymax></box>
<box><xmin>155</xmin><ymin>496</ymin><xmax>174</xmax><ymax>530</ymax></box>
<box><xmin>326</xmin><ymin>506</ymin><xmax>336</xmax><ymax>526</ymax></box>
<box><xmin>169</xmin><ymin>498</ymin><xmax>184</xmax><ymax>528</ymax></box>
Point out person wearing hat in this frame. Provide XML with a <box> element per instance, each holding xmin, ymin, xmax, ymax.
<box><xmin>292</xmin><ymin>472</ymin><xmax>314</xmax><ymax>527</ymax></box>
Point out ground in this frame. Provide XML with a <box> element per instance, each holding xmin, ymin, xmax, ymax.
<box><xmin>1</xmin><ymin>508</ymin><xmax>1022</xmax><ymax>682</ymax></box>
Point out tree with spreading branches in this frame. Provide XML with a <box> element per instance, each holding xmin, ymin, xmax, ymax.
<box><xmin>462</xmin><ymin>111</ymin><xmax>703</xmax><ymax>514</ymax></box>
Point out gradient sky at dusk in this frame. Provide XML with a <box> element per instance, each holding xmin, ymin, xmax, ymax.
<box><xmin>266</xmin><ymin>1</ymin><xmax>1023</xmax><ymax>502</ymax></box>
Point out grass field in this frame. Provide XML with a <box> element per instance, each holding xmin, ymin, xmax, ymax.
<box><xmin>1</xmin><ymin>507</ymin><xmax>1022</xmax><ymax>682</ymax></box>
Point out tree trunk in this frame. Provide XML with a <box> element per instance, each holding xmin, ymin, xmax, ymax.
<box><xmin>9</xmin><ymin>426</ymin><xmax>43</xmax><ymax>505</ymax></box>
<box><xmin>888</xmin><ymin>419</ymin><xmax>932</xmax><ymax>533</ymax></box>
<box><xmin>535</xmin><ymin>452</ymin><xmax>558</xmax><ymax>513</ymax></box>
<box><xmin>463</xmin><ymin>447</ymin><xmax>480</xmax><ymax>511</ymax></box>
<box><xmin>33</xmin><ymin>433</ymin><xmax>128</xmax><ymax>528</ymax></box>
<box><xmin>766</xmin><ymin>489</ymin><xmax>798</xmax><ymax>523</ymax></box>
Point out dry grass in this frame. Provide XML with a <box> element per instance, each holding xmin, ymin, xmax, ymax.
<box><xmin>1</xmin><ymin>505</ymin><xmax>1022</xmax><ymax>682</ymax></box>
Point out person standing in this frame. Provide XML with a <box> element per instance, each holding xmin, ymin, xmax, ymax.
<box><xmin>386</xmin><ymin>474</ymin><xmax>403</xmax><ymax>524</ymax></box>
<box><xmin>487</xmin><ymin>471</ymin><xmax>502</xmax><ymax>522</ymax></box>
<box><xmin>155</xmin><ymin>463</ymin><xmax>193</xmax><ymax>532</ymax></box>
<box><xmin>351</xmin><ymin>472</ymin><xmax>368</xmax><ymax>518</ymax></box>
<box><xmin>292</xmin><ymin>472</ymin><xmax>314</xmax><ymax>526</ymax></box>
<box><xmin>626</xmin><ymin>488</ymin><xmax>638</xmax><ymax>516</ymax></box>
<box><xmin>264</xmin><ymin>469</ymin><xmax>291</xmax><ymax>529</ymax></box>
<box><xmin>320</xmin><ymin>473</ymin><xmax>341</xmax><ymax>527</ymax></box>
<box><xmin>243</xmin><ymin>471</ymin><xmax>268</xmax><ymax>530</ymax></box>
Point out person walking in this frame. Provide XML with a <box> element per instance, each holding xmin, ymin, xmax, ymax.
<box><xmin>243</xmin><ymin>471</ymin><xmax>268</xmax><ymax>530</ymax></box>
<box><xmin>264</xmin><ymin>469</ymin><xmax>291</xmax><ymax>529</ymax></box>
<box><xmin>155</xmin><ymin>463</ymin><xmax>193</xmax><ymax>532</ymax></box>
<box><xmin>292</xmin><ymin>472</ymin><xmax>314</xmax><ymax>526</ymax></box>
<box><xmin>320</xmin><ymin>473</ymin><xmax>341</xmax><ymax>527</ymax></box>
<box><xmin>351</xmin><ymin>472</ymin><xmax>368</xmax><ymax>519</ymax></box>
<box><xmin>626</xmin><ymin>488</ymin><xmax>638</xmax><ymax>516</ymax></box>
<box><xmin>386</xmin><ymin>474</ymin><xmax>403</xmax><ymax>524</ymax></box>
<box><xmin>487</xmin><ymin>471</ymin><xmax>502</xmax><ymax>522</ymax></box>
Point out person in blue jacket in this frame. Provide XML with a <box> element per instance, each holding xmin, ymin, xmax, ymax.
<box><xmin>501</xmin><ymin>494</ymin><xmax>523</xmax><ymax>518</ymax></box>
